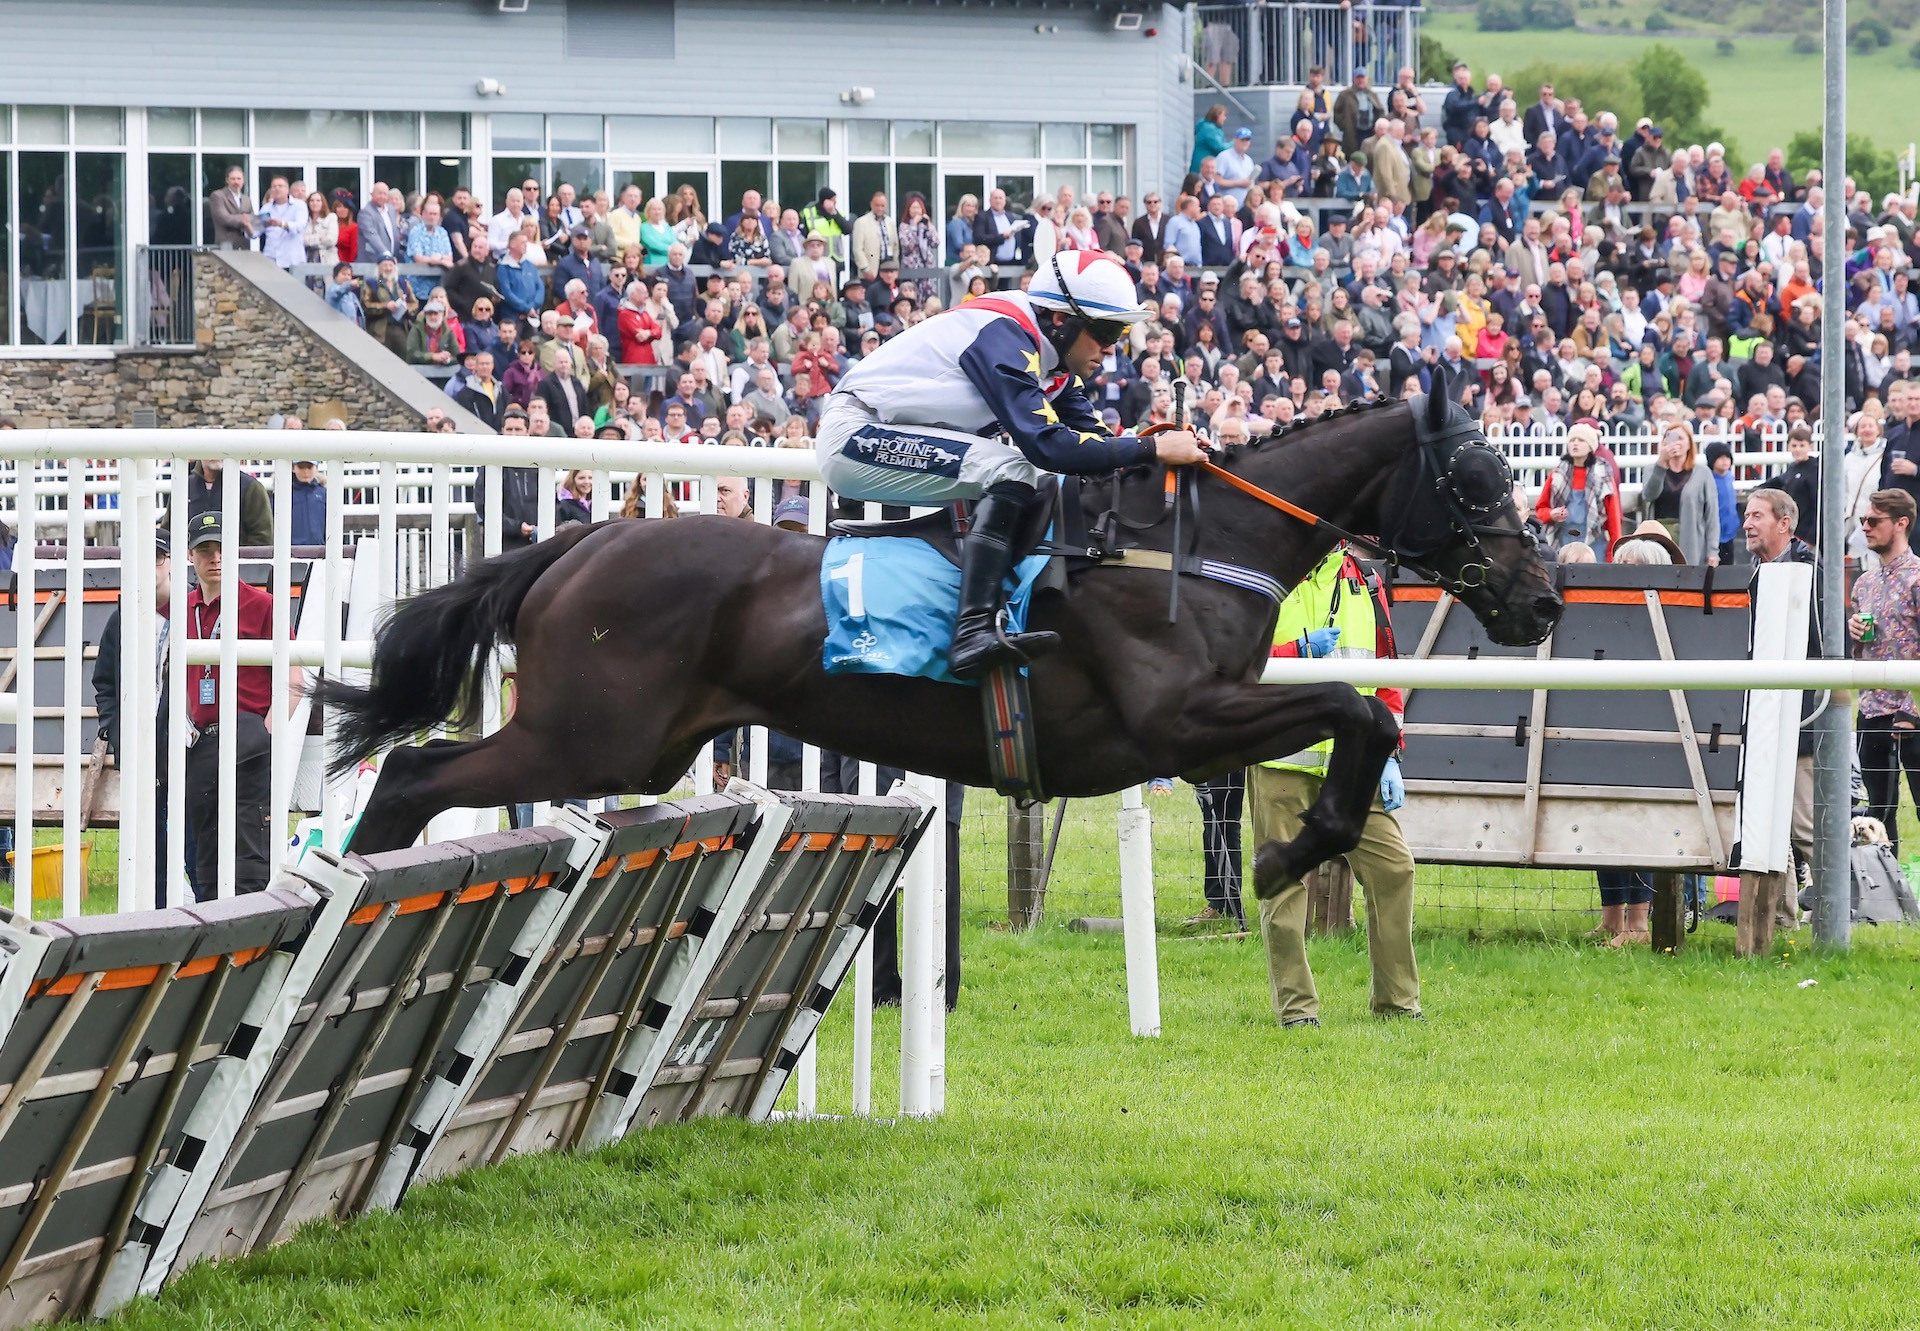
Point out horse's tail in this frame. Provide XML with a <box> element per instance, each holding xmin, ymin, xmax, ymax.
<box><xmin>315</xmin><ymin>523</ymin><xmax>599</xmax><ymax>777</ymax></box>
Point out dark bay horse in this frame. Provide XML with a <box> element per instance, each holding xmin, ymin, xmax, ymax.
<box><xmin>320</xmin><ymin>389</ymin><xmax>1562</xmax><ymax>896</ymax></box>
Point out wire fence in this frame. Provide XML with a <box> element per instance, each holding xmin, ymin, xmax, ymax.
<box><xmin>952</xmin><ymin>786</ymin><xmax>1626</xmax><ymax>939</ymax></box>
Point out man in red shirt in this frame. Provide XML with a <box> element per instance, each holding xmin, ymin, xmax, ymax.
<box><xmin>182</xmin><ymin>511</ymin><xmax>297</xmax><ymax>896</ymax></box>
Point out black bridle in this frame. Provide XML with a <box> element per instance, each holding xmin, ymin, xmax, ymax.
<box><xmin>1375</xmin><ymin>404</ymin><xmax>1535</xmax><ymax>605</ymax></box>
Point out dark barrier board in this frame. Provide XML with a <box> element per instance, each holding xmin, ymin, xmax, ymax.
<box><xmin>1374</xmin><ymin>564</ymin><xmax>1761</xmax><ymax>871</ymax></box>
<box><xmin>632</xmin><ymin>792</ymin><xmax>931</xmax><ymax>1130</ymax></box>
<box><xmin>0</xmin><ymin>891</ymin><xmax>312</xmax><ymax>1327</ymax></box>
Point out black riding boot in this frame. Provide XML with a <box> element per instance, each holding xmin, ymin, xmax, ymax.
<box><xmin>948</xmin><ymin>483</ymin><xmax>1060</xmax><ymax>681</ymax></box>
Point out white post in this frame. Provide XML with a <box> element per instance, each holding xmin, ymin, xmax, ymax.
<box><xmin>851</xmin><ymin>756</ymin><xmax>876</xmax><ymax>1118</ymax></box>
<box><xmin>1117</xmin><ymin>784</ymin><xmax>1162</xmax><ymax>1038</ymax></box>
<box><xmin>60</xmin><ymin>465</ymin><xmax>84</xmax><ymax>914</ymax></box>
<box><xmin>320</xmin><ymin>457</ymin><xmax>347</xmax><ymax>850</ymax></box>
<box><xmin>118</xmin><ymin>461</ymin><xmax>153</xmax><ymax>914</ymax></box>
<box><xmin>11</xmin><ymin>461</ymin><xmax>35</xmax><ymax>918</ymax></box>
<box><xmin>216</xmin><ymin>464</ymin><xmax>239</xmax><ymax>898</ymax></box>
<box><xmin>268</xmin><ymin>460</ymin><xmax>292</xmax><ymax>880</ymax></box>
<box><xmin>898</xmin><ymin>771</ymin><xmax>942</xmax><ymax>1117</ymax></box>
<box><xmin>166</xmin><ymin>462</ymin><xmax>189</xmax><ymax>908</ymax></box>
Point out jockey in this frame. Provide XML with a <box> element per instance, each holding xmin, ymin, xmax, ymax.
<box><xmin>816</xmin><ymin>250</ymin><xmax>1208</xmax><ymax>679</ymax></box>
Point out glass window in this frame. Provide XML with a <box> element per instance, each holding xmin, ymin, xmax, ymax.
<box><xmin>1091</xmin><ymin>124</ymin><xmax>1125</xmax><ymax>160</ymax></box>
<box><xmin>76</xmin><ymin>152</ymin><xmax>125</xmax><ymax>344</ymax></box>
<box><xmin>426</xmin><ymin>157</ymin><xmax>468</xmax><ymax>203</ymax></box>
<box><xmin>849</xmin><ymin>163</ymin><xmax>888</xmax><ymax>219</ymax></box>
<box><xmin>490</xmin><ymin>158</ymin><xmax>544</xmax><ymax>208</ymax></box>
<box><xmin>375</xmin><ymin>155</ymin><xmax>420</xmax><ymax>199</ymax></box>
<box><xmin>776</xmin><ymin>161</ymin><xmax>825</xmax><ymax>215</ymax></box>
<box><xmin>1090</xmin><ymin>164</ymin><xmax>1124</xmax><ymax>197</ymax></box>
<box><xmin>0</xmin><ymin>155</ymin><xmax>10</xmax><ymax>341</ymax></box>
<box><xmin>893</xmin><ymin>120</ymin><xmax>935</xmax><ymax>157</ymax></box>
<box><xmin>717</xmin><ymin>117</ymin><xmax>771</xmax><ymax>155</ymax></box>
<box><xmin>74</xmin><ymin>107</ymin><xmax>124</xmax><ymax>145</ymax></box>
<box><xmin>18</xmin><ymin>152</ymin><xmax>71</xmax><ymax>344</ymax></box>
<box><xmin>253</xmin><ymin>109</ymin><xmax>366</xmax><ymax>150</ymax></box>
<box><xmin>609</xmin><ymin>115</ymin><xmax>712</xmax><ymax>154</ymax></box>
<box><xmin>17</xmin><ymin>106</ymin><xmax>67</xmax><ymax>146</ymax></box>
<box><xmin>199</xmin><ymin>158</ymin><xmax>244</xmax><ymax>239</ymax></box>
<box><xmin>897</xmin><ymin>163</ymin><xmax>935</xmax><ymax>220</ymax></box>
<box><xmin>548</xmin><ymin>114</ymin><xmax>603</xmax><ymax>153</ymax></box>
<box><xmin>775</xmin><ymin>118</ymin><xmax>827</xmax><ymax>156</ymax></box>
<box><xmin>373</xmin><ymin>111</ymin><xmax>420</xmax><ymax>150</ymax></box>
<box><xmin>490</xmin><ymin>113</ymin><xmax>543</xmax><ymax>152</ymax></box>
<box><xmin>941</xmin><ymin>122</ymin><xmax>1038</xmax><ymax>158</ymax></box>
<box><xmin>1043</xmin><ymin>123</ymin><xmax>1084</xmax><ymax>158</ymax></box>
<box><xmin>0</xmin><ymin>107</ymin><xmax>10</xmax><ymax>144</ymax></box>
<box><xmin>1044</xmin><ymin>165</ymin><xmax>1085</xmax><ymax>198</ymax></box>
<box><xmin>200</xmin><ymin>108</ymin><xmax>246</xmax><ymax>145</ymax></box>
<box><xmin>148</xmin><ymin>108</ymin><xmax>195</xmax><ymax>148</ymax></box>
<box><xmin>424</xmin><ymin>112</ymin><xmax>468</xmax><ymax>151</ymax></box>
<box><xmin>719</xmin><ymin>161</ymin><xmax>769</xmax><ymax>215</ymax></box>
<box><xmin>148</xmin><ymin>153</ymin><xmax>198</xmax><ymax>245</ymax></box>
<box><xmin>663</xmin><ymin>171</ymin><xmax>709</xmax><ymax>214</ymax></box>
<box><xmin>552</xmin><ymin>156</ymin><xmax>605</xmax><ymax>198</ymax></box>
<box><xmin>847</xmin><ymin>119</ymin><xmax>887</xmax><ymax>157</ymax></box>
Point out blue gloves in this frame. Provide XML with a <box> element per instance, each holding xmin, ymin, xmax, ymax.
<box><xmin>1299</xmin><ymin>626</ymin><xmax>1342</xmax><ymax>658</ymax></box>
<box><xmin>1379</xmin><ymin>757</ymin><xmax>1405</xmax><ymax>813</ymax></box>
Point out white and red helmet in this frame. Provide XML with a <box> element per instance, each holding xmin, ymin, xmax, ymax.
<box><xmin>1028</xmin><ymin>249</ymin><xmax>1149</xmax><ymax>331</ymax></box>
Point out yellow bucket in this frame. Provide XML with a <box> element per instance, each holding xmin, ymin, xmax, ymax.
<box><xmin>5</xmin><ymin>844</ymin><xmax>92</xmax><ymax>905</ymax></box>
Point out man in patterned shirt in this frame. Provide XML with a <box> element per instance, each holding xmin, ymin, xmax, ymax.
<box><xmin>1850</xmin><ymin>488</ymin><xmax>1920</xmax><ymax>852</ymax></box>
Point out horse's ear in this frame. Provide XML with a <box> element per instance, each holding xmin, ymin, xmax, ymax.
<box><xmin>1426</xmin><ymin>369</ymin><xmax>1451</xmax><ymax>430</ymax></box>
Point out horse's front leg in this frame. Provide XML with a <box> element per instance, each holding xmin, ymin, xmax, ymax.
<box><xmin>1164</xmin><ymin>681</ymin><xmax>1399</xmax><ymax>898</ymax></box>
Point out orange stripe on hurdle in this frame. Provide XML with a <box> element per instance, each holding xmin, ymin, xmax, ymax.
<box><xmin>29</xmin><ymin>945</ymin><xmax>269</xmax><ymax>997</ymax></box>
<box><xmin>346</xmin><ymin>871</ymin><xmax>556</xmax><ymax>924</ymax></box>
<box><xmin>668</xmin><ymin>834</ymin><xmax>734</xmax><ymax>860</ymax></box>
<box><xmin>1564</xmin><ymin>589</ymin><xmax>1749</xmax><ymax>608</ymax></box>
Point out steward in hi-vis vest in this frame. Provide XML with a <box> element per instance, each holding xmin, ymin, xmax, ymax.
<box><xmin>1250</xmin><ymin>545</ymin><xmax>1421</xmax><ymax>1027</ymax></box>
<box><xmin>1264</xmin><ymin>547</ymin><xmax>1404</xmax><ymax>775</ymax></box>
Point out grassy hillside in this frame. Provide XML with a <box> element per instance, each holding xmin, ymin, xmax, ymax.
<box><xmin>1427</xmin><ymin>11</ymin><xmax>1920</xmax><ymax>161</ymax></box>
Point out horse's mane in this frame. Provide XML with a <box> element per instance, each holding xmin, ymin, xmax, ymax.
<box><xmin>1220</xmin><ymin>395</ymin><xmax>1405</xmax><ymax>463</ymax></box>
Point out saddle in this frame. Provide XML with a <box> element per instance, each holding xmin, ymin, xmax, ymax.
<box><xmin>829</xmin><ymin>474</ymin><xmax>1066</xmax><ymax>566</ymax></box>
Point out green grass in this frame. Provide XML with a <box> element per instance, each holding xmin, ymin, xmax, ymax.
<box><xmin>106</xmin><ymin>919</ymin><xmax>1920</xmax><ymax>1329</ymax></box>
<box><xmin>1425</xmin><ymin>12</ymin><xmax>1920</xmax><ymax>159</ymax></box>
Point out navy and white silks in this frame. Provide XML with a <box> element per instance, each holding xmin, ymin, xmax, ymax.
<box><xmin>815</xmin><ymin>292</ymin><xmax>1152</xmax><ymax>506</ymax></box>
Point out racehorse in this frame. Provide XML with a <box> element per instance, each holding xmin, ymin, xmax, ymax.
<box><xmin>319</xmin><ymin>386</ymin><xmax>1562</xmax><ymax>898</ymax></box>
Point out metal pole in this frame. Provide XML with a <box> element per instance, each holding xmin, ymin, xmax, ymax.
<box><xmin>1813</xmin><ymin>0</ymin><xmax>1852</xmax><ymax>951</ymax></box>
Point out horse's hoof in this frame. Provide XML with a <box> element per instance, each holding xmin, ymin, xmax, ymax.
<box><xmin>1252</xmin><ymin>842</ymin><xmax>1298</xmax><ymax>900</ymax></box>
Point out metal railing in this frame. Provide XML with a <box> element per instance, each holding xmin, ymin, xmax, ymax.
<box><xmin>1194</xmin><ymin>2</ymin><xmax>1421</xmax><ymax>89</ymax></box>
<box><xmin>132</xmin><ymin>245</ymin><xmax>206</xmax><ymax>348</ymax></box>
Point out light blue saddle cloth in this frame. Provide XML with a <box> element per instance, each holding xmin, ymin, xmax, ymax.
<box><xmin>820</xmin><ymin>536</ymin><xmax>1048</xmax><ymax>686</ymax></box>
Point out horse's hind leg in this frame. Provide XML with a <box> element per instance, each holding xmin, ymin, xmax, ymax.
<box><xmin>347</xmin><ymin>726</ymin><xmax>579</xmax><ymax>854</ymax></box>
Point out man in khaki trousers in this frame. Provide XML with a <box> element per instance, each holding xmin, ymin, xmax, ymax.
<box><xmin>1250</xmin><ymin>767</ymin><xmax>1421</xmax><ymax>1025</ymax></box>
<box><xmin>1254</xmin><ymin>546</ymin><xmax>1421</xmax><ymax>1027</ymax></box>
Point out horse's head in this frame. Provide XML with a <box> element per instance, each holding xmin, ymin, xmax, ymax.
<box><xmin>1384</xmin><ymin>378</ymin><xmax>1562</xmax><ymax>647</ymax></box>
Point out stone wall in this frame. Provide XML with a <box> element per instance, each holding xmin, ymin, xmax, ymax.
<box><xmin>0</xmin><ymin>252</ymin><xmax>482</xmax><ymax>431</ymax></box>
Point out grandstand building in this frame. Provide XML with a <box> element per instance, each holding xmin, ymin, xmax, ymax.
<box><xmin>0</xmin><ymin>0</ymin><xmax>1196</xmax><ymax>352</ymax></box>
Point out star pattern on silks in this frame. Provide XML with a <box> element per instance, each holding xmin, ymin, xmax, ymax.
<box><xmin>1033</xmin><ymin>398</ymin><xmax>1060</xmax><ymax>425</ymax></box>
<box><xmin>1022</xmin><ymin>349</ymin><xmax>1044</xmax><ymax>378</ymax></box>
<box><xmin>1075</xmin><ymin>429</ymin><xmax>1106</xmax><ymax>444</ymax></box>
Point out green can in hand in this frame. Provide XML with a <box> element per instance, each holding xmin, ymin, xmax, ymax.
<box><xmin>1860</xmin><ymin>612</ymin><xmax>1877</xmax><ymax>645</ymax></box>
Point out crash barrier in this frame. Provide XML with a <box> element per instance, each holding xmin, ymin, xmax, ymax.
<box><xmin>0</xmin><ymin>420</ymin><xmax>1845</xmax><ymax>549</ymax></box>
<box><xmin>0</xmin><ymin>784</ymin><xmax>931</xmax><ymax>1329</ymax></box>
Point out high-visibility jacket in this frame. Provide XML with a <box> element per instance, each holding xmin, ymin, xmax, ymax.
<box><xmin>1263</xmin><ymin>548</ymin><xmax>1404</xmax><ymax>777</ymax></box>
